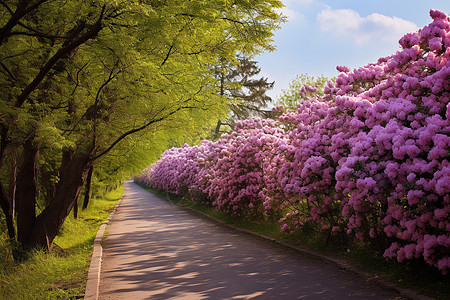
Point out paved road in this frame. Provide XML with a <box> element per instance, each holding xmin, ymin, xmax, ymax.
<box><xmin>99</xmin><ymin>181</ymin><xmax>403</xmax><ymax>299</ymax></box>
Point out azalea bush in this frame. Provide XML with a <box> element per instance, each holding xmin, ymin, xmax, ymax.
<box><xmin>204</xmin><ymin>118</ymin><xmax>288</xmax><ymax>219</ymax></box>
<box><xmin>138</xmin><ymin>10</ymin><xmax>450</xmax><ymax>273</ymax></box>
<box><xmin>137</xmin><ymin>141</ymin><xmax>219</xmax><ymax>197</ymax></box>
<box><xmin>333</xmin><ymin>9</ymin><xmax>450</xmax><ymax>271</ymax></box>
<box><xmin>274</xmin><ymin>97</ymin><xmax>352</xmax><ymax>237</ymax></box>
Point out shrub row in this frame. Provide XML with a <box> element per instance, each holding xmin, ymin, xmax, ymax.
<box><xmin>137</xmin><ymin>10</ymin><xmax>450</xmax><ymax>273</ymax></box>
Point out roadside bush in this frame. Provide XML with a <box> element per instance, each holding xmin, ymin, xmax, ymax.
<box><xmin>139</xmin><ymin>9</ymin><xmax>450</xmax><ymax>274</ymax></box>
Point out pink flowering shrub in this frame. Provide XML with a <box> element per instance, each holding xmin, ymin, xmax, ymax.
<box><xmin>333</xmin><ymin>9</ymin><xmax>450</xmax><ymax>272</ymax></box>
<box><xmin>137</xmin><ymin>141</ymin><xmax>218</xmax><ymax>197</ymax></box>
<box><xmin>138</xmin><ymin>10</ymin><xmax>450</xmax><ymax>273</ymax></box>
<box><xmin>146</xmin><ymin>145</ymin><xmax>195</xmax><ymax>194</ymax></box>
<box><xmin>204</xmin><ymin>118</ymin><xmax>288</xmax><ymax>219</ymax></box>
<box><xmin>274</xmin><ymin>98</ymin><xmax>350</xmax><ymax>236</ymax></box>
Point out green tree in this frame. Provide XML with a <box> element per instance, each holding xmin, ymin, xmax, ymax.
<box><xmin>0</xmin><ymin>0</ymin><xmax>284</xmax><ymax>250</ymax></box>
<box><xmin>214</xmin><ymin>56</ymin><xmax>275</xmax><ymax>139</ymax></box>
<box><xmin>275</xmin><ymin>73</ymin><xmax>330</xmax><ymax>111</ymax></box>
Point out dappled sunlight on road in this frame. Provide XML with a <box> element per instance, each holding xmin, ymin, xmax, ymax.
<box><xmin>98</xmin><ymin>182</ymin><xmax>403</xmax><ymax>300</ymax></box>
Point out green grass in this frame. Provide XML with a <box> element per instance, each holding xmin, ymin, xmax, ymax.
<box><xmin>136</xmin><ymin>182</ymin><xmax>449</xmax><ymax>300</ymax></box>
<box><xmin>0</xmin><ymin>185</ymin><xmax>124</xmax><ymax>299</ymax></box>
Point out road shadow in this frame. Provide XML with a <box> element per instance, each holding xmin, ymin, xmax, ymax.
<box><xmin>99</xmin><ymin>182</ymin><xmax>402</xmax><ymax>300</ymax></box>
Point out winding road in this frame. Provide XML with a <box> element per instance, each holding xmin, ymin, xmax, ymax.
<box><xmin>98</xmin><ymin>181</ymin><xmax>403</xmax><ymax>299</ymax></box>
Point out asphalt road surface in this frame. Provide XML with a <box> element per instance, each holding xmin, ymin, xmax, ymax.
<box><xmin>99</xmin><ymin>181</ymin><xmax>403</xmax><ymax>299</ymax></box>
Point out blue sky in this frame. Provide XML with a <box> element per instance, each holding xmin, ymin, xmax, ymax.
<box><xmin>257</xmin><ymin>0</ymin><xmax>450</xmax><ymax>99</ymax></box>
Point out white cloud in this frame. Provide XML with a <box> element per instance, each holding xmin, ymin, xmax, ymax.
<box><xmin>279</xmin><ymin>0</ymin><xmax>318</xmax><ymax>21</ymax></box>
<box><xmin>280</xmin><ymin>6</ymin><xmax>301</xmax><ymax>21</ymax></box>
<box><xmin>285</xmin><ymin>0</ymin><xmax>315</xmax><ymax>5</ymax></box>
<box><xmin>317</xmin><ymin>8</ymin><xmax>418</xmax><ymax>45</ymax></box>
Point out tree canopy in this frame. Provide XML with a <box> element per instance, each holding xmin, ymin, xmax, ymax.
<box><xmin>213</xmin><ymin>56</ymin><xmax>275</xmax><ymax>139</ymax></box>
<box><xmin>0</xmin><ymin>0</ymin><xmax>284</xmax><ymax>249</ymax></box>
<box><xmin>274</xmin><ymin>73</ymin><xmax>330</xmax><ymax>111</ymax></box>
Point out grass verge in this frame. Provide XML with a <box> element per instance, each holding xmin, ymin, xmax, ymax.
<box><xmin>0</xmin><ymin>185</ymin><xmax>124</xmax><ymax>299</ymax></box>
<box><xmin>135</xmin><ymin>182</ymin><xmax>449</xmax><ymax>300</ymax></box>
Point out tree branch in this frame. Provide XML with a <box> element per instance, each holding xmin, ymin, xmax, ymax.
<box><xmin>65</xmin><ymin>60</ymin><xmax>119</xmax><ymax>134</ymax></box>
<box><xmin>15</xmin><ymin>5</ymin><xmax>106</xmax><ymax>107</ymax></box>
<box><xmin>70</xmin><ymin>61</ymin><xmax>90</xmax><ymax>95</ymax></box>
<box><xmin>220</xmin><ymin>17</ymin><xmax>245</xmax><ymax>26</ymax></box>
<box><xmin>0</xmin><ymin>61</ymin><xmax>17</xmax><ymax>81</ymax></box>
<box><xmin>0</xmin><ymin>0</ymin><xmax>50</xmax><ymax>46</ymax></box>
<box><xmin>160</xmin><ymin>43</ymin><xmax>174</xmax><ymax>67</ymax></box>
<box><xmin>0</xmin><ymin>0</ymin><xmax>14</xmax><ymax>14</ymax></box>
<box><xmin>93</xmin><ymin>107</ymin><xmax>184</xmax><ymax>161</ymax></box>
<box><xmin>94</xmin><ymin>60</ymin><xmax>120</xmax><ymax>105</ymax></box>
<box><xmin>9</xmin><ymin>29</ymin><xmax>68</xmax><ymax>40</ymax></box>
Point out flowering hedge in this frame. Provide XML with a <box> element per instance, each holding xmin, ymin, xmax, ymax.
<box><xmin>204</xmin><ymin>118</ymin><xmax>288</xmax><ymax>219</ymax></box>
<box><xmin>137</xmin><ymin>10</ymin><xmax>450</xmax><ymax>273</ymax></box>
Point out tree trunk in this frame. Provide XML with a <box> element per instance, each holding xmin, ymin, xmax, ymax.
<box><xmin>41</xmin><ymin>167</ymin><xmax>56</xmax><ymax>206</ymax></box>
<box><xmin>16</xmin><ymin>137</ymin><xmax>40</xmax><ymax>246</ymax></box>
<box><xmin>22</xmin><ymin>150</ymin><xmax>91</xmax><ymax>249</ymax></box>
<box><xmin>10</xmin><ymin>149</ymin><xmax>17</xmax><ymax>216</ymax></box>
<box><xmin>0</xmin><ymin>182</ymin><xmax>15</xmax><ymax>239</ymax></box>
<box><xmin>82</xmin><ymin>165</ymin><xmax>94</xmax><ymax>209</ymax></box>
<box><xmin>0</xmin><ymin>125</ymin><xmax>15</xmax><ymax>239</ymax></box>
<box><xmin>73</xmin><ymin>196</ymin><xmax>78</xmax><ymax>219</ymax></box>
<box><xmin>214</xmin><ymin>119</ymin><xmax>222</xmax><ymax>140</ymax></box>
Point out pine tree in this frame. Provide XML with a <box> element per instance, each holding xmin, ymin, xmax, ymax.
<box><xmin>214</xmin><ymin>56</ymin><xmax>275</xmax><ymax>139</ymax></box>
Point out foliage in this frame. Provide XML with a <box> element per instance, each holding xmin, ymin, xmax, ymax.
<box><xmin>213</xmin><ymin>56</ymin><xmax>275</xmax><ymax>138</ymax></box>
<box><xmin>0</xmin><ymin>0</ymin><xmax>284</xmax><ymax>248</ymax></box>
<box><xmin>0</xmin><ymin>185</ymin><xmax>123</xmax><ymax>299</ymax></box>
<box><xmin>137</xmin><ymin>10</ymin><xmax>450</xmax><ymax>274</ymax></box>
<box><xmin>275</xmin><ymin>73</ymin><xmax>330</xmax><ymax>111</ymax></box>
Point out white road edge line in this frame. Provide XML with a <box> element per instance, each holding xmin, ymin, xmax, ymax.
<box><xmin>84</xmin><ymin>194</ymin><xmax>123</xmax><ymax>300</ymax></box>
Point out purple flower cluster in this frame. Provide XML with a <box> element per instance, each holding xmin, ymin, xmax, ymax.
<box><xmin>137</xmin><ymin>140</ymin><xmax>219</xmax><ymax>196</ymax></box>
<box><xmin>138</xmin><ymin>10</ymin><xmax>450</xmax><ymax>273</ymax></box>
<box><xmin>330</xmin><ymin>10</ymin><xmax>450</xmax><ymax>272</ymax></box>
<box><xmin>204</xmin><ymin>118</ymin><xmax>288</xmax><ymax>218</ymax></box>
